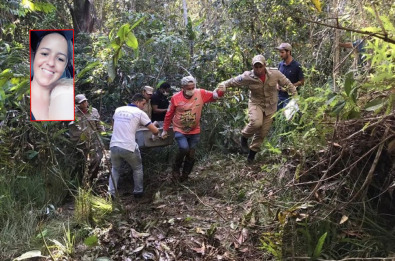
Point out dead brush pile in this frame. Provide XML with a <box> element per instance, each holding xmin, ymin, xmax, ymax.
<box><xmin>278</xmin><ymin>111</ymin><xmax>395</xmax><ymax>258</ymax></box>
<box><xmin>298</xmin><ymin>111</ymin><xmax>395</xmax><ymax>207</ymax></box>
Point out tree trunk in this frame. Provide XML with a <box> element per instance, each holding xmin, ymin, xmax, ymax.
<box><xmin>182</xmin><ymin>0</ymin><xmax>188</xmax><ymax>26</ymax></box>
<box><xmin>182</xmin><ymin>0</ymin><xmax>194</xmax><ymax>58</ymax></box>
<box><xmin>332</xmin><ymin>0</ymin><xmax>340</xmax><ymax>92</ymax></box>
<box><xmin>67</xmin><ymin>0</ymin><xmax>97</xmax><ymax>34</ymax></box>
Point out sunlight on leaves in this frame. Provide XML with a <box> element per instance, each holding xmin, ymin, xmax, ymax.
<box><xmin>311</xmin><ymin>0</ymin><xmax>322</xmax><ymax>12</ymax></box>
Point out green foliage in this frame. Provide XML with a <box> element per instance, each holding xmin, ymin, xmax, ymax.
<box><xmin>74</xmin><ymin>188</ymin><xmax>112</xmax><ymax>226</ymax></box>
<box><xmin>45</xmin><ymin>221</ymin><xmax>75</xmax><ymax>259</ymax></box>
<box><xmin>1</xmin><ymin>0</ymin><xmax>395</xmax><ymax>259</ymax></box>
<box><xmin>313</xmin><ymin>232</ymin><xmax>327</xmax><ymax>259</ymax></box>
<box><xmin>21</xmin><ymin>0</ymin><xmax>56</xmax><ymax>13</ymax></box>
<box><xmin>259</xmin><ymin>232</ymin><xmax>283</xmax><ymax>260</ymax></box>
<box><xmin>108</xmin><ymin>19</ymin><xmax>143</xmax><ymax>81</ymax></box>
<box><xmin>84</xmin><ymin>235</ymin><xmax>99</xmax><ymax>247</ymax></box>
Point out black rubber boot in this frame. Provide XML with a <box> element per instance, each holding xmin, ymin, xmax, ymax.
<box><xmin>173</xmin><ymin>150</ymin><xmax>187</xmax><ymax>180</ymax></box>
<box><xmin>247</xmin><ymin>149</ymin><xmax>257</xmax><ymax>164</ymax></box>
<box><xmin>180</xmin><ymin>149</ymin><xmax>195</xmax><ymax>182</ymax></box>
<box><xmin>240</xmin><ymin>136</ymin><xmax>249</xmax><ymax>154</ymax></box>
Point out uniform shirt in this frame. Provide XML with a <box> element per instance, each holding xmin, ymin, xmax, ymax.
<box><xmin>163</xmin><ymin>89</ymin><xmax>217</xmax><ymax>134</ymax></box>
<box><xmin>151</xmin><ymin>90</ymin><xmax>169</xmax><ymax>121</ymax></box>
<box><xmin>142</xmin><ymin>100</ymin><xmax>152</xmax><ymax>119</ymax></box>
<box><xmin>69</xmin><ymin>107</ymin><xmax>104</xmax><ymax>143</ymax></box>
<box><xmin>278</xmin><ymin>59</ymin><xmax>304</xmax><ymax>99</ymax></box>
<box><xmin>110</xmin><ymin>104</ymin><xmax>152</xmax><ymax>152</ymax></box>
<box><xmin>223</xmin><ymin>68</ymin><xmax>297</xmax><ymax>115</ymax></box>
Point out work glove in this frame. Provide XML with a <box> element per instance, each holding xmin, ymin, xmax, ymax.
<box><xmin>161</xmin><ymin>130</ymin><xmax>169</xmax><ymax>139</ymax></box>
<box><xmin>217</xmin><ymin>82</ymin><xmax>226</xmax><ymax>92</ymax></box>
<box><xmin>213</xmin><ymin>82</ymin><xmax>226</xmax><ymax>99</ymax></box>
<box><xmin>151</xmin><ymin>133</ymin><xmax>159</xmax><ymax>141</ymax></box>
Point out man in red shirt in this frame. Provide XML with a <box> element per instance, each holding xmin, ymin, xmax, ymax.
<box><xmin>161</xmin><ymin>76</ymin><xmax>224</xmax><ymax>181</ymax></box>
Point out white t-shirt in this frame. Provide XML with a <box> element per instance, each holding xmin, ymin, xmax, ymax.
<box><xmin>110</xmin><ymin>105</ymin><xmax>151</xmax><ymax>152</ymax></box>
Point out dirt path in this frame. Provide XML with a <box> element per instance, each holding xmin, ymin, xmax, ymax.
<box><xmin>73</xmin><ymin>154</ymin><xmax>272</xmax><ymax>260</ymax></box>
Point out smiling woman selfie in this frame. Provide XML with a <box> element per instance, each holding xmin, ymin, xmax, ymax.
<box><xmin>30</xmin><ymin>30</ymin><xmax>74</xmax><ymax>121</ymax></box>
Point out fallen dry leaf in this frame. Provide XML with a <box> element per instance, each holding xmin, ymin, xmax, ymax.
<box><xmin>339</xmin><ymin>215</ymin><xmax>349</xmax><ymax>224</ymax></box>
<box><xmin>192</xmin><ymin>242</ymin><xmax>206</xmax><ymax>255</ymax></box>
<box><xmin>234</xmin><ymin>228</ymin><xmax>248</xmax><ymax>249</ymax></box>
<box><xmin>132</xmin><ymin>245</ymin><xmax>144</xmax><ymax>253</ymax></box>
<box><xmin>131</xmin><ymin>229</ymin><xmax>150</xmax><ymax>238</ymax></box>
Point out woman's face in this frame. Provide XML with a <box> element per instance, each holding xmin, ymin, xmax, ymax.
<box><xmin>33</xmin><ymin>33</ymin><xmax>68</xmax><ymax>88</ymax></box>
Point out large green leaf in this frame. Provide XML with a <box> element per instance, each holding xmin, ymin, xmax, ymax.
<box><xmin>77</xmin><ymin>61</ymin><xmax>100</xmax><ymax>80</ymax></box>
<box><xmin>117</xmin><ymin>24</ymin><xmax>131</xmax><ymax>42</ymax></box>
<box><xmin>332</xmin><ymin>101</ymin><xmax>346</xmax><ymax>115</ymax></box>
<box><xmin>110</xmin><ymin>37</ymin><xmax>121</xmax><ymax>50</ymax></box>
<box><xmin>130</xmin><ymin>16</ymin><xmax>146</xmax><ymax>30</ymax></box>
<box><xmin>344</xmin><ymin>72</ymin><xmax>354</xmax><ymax>96</ymax></box>
<box><xmin>364</xmin><ymin>98</ymin><xmax>387</xmax><ymax>112</ymax></box>
<box><xmin>325</xmin><ymin>93</ymin><xmax>337</xmax><ymax>105</ymax></box>
<box><xmin>125</xmin><ymin>32</ymin><xmax>138</xmax><ymax>49</ymax></box>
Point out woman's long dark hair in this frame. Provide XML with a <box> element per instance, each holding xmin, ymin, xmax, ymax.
<box><xmin>31</xmin><ymin>30</ymin><xmax>74</xmax><ymax>79</ymax></box>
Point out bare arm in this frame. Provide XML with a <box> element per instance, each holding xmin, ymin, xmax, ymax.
<box><xmin>294</xmin><ymin>78</ymin><xmax>305</xmax><ymax>87</ymax></box>
<box><xmin>278</xmin><ymin>73</ymin><xmax>297</xmax><ymax>96</ymax></box>
<box><xmin>339</xmin><ymin>42</ymin><xmax>353</xmax><ymax>48</ymax></box>
<box><xmin>146</xmin><ymin>123</ymin><xmax>159</xmax><ymax>135</ymax></box>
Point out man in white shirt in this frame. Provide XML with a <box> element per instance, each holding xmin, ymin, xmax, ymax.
<box><xmin>109</xmin><ymin>93</ymin><xmax>159</xmax><ymax>198</ymax></box>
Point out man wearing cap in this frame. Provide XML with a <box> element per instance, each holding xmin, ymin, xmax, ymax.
<box><xmin>275</xmin><ymin>43</ymin><xmax>304</xmax><ymax>110</ymax></box>
<box><xmin>161</xmin><ymin>76</ymin><xmax>225</xmax><ymax>182</ymax></box>
<box><xmin>69</xmin><ymin>94</ymin><xmax>105</xmax><ymax>185</ymax></box>
<box><xmin>218</xmin><ymin>55</ymin><xmax>297</xmax><ymax>163</ymax></box>
<box><xmin>141</xmin><ymin>86</ymin><xmax>154</xmax><ymax>119</ymax></box>
<box><xmin>151</xmin><ymin>82</ymin><xmax>171</xmax><ymax>123</ymax></box>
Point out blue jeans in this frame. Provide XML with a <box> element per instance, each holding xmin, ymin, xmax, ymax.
<box><xmin>174</xmin><ymin>131</ymin><xmax>200</xmax><ymax>151</ymax></box>
<box><xmin>108</xmin><ymin>146</ymin><xmax>143</xmax><ymax>196</ymax></box>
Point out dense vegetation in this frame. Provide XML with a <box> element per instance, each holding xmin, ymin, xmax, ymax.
<box><xmin>1</xmin><ymin>0</ymin><xmax>394</xmax><ymax>260</ymax></box>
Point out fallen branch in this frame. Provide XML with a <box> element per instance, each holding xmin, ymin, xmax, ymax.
<box><xmin>343</xmin><ymin>114</ymin><xmax>392</xmax><ymax>141</ymax></box>
<box><xmin>349</xmin><ymin>126</ymin><xmax>389</xmax><ymax>201</ymax></box>
<box><xmin>295</xmin><ymin>134</ymin><xmax>395</xmax><ymax>188</ymax></box>
<box><xmin>293</xmin><ymin>16</ymin><xmax>395</xmax><ymax>44</ymax></box>
<box><xmin>333</xmin><ymin>37</ymin><xmax>368</xmax><ymax>73</ymax></box>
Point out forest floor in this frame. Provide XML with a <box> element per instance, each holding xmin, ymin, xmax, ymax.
<box><xmin>67</xmin><ymin>149</ymin><xmax>285</xmax><ymax>260</ymax></box>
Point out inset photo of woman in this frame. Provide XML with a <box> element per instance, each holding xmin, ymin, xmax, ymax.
<box><xmin>30</xmin><ymin>29</ymin><xmax>74</xmax><ymax>121</ymax></box>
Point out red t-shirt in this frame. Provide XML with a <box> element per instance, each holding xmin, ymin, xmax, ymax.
<box><xmin>163</xmin><ymin>89</ymin><xmax>217</xmax><ymax>134</ymax></box>
<box><xmin>259</xmin><ymin>74</ymin><xmax>266</xmax><ymax>83</ymax></box>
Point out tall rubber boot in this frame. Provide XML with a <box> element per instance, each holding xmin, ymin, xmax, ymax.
<box><xmin>172</xmin><ymin>150</ymin><xmax>187</xmax><ymax>180</ymax></box>
<box><xmin>247</xmin><ymin>149</ymin><xmax>257</xmax><ymax>164</ymax></box>
<box><xmin>180</xmin><ymin>149</ymin><xmax>195</xmax><ymax>182</ymax></box>
<box><xmin>240</xmin><ymin>136</ymin><xmax>249</xmax><ymax>154</ymax></box>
